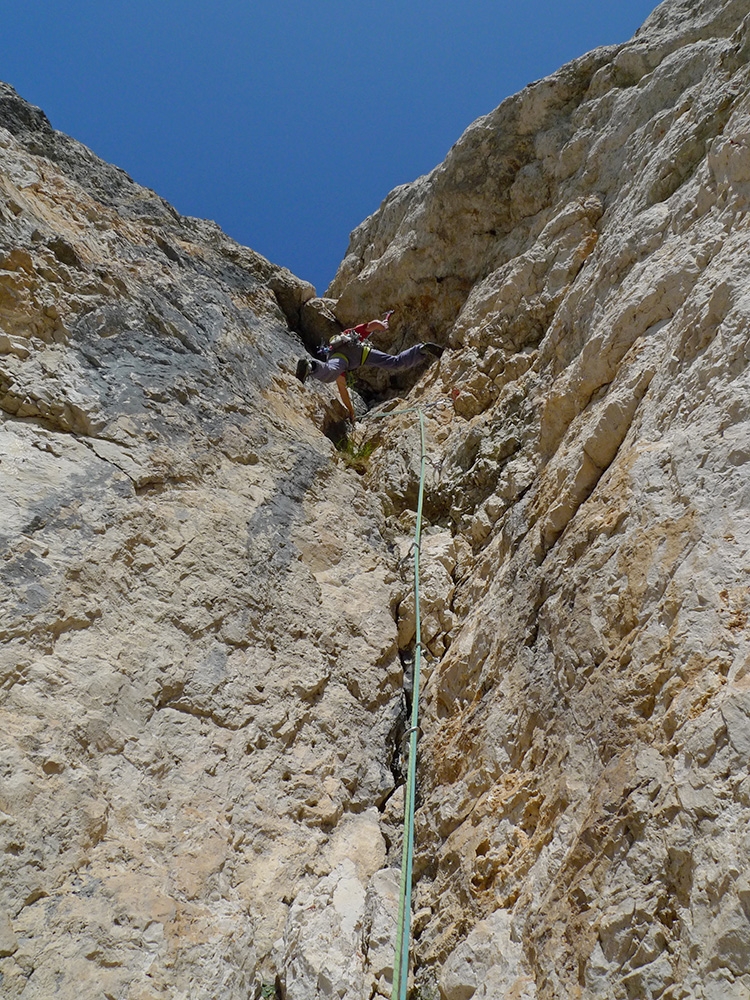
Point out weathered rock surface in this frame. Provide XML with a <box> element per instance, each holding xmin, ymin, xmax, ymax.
<box><xmin>330</xmin><ymin>0</ymin><xmax>750</xmax><ymax>997</ymax></box>
<box><xmin>0</xmin><ymin>83</ymin><xmax>402</xmax><ymax>999</ymax></box>
<box><xmin>5</xmin><ymin>0</ymin><xmax>750</xmax><ymax>997</ymax></box>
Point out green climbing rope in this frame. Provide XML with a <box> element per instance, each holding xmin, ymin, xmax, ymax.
<box><xmin>370</xmin><ymin>405</ymin><xmax>427</xmax><ymax>1000</ymax></box>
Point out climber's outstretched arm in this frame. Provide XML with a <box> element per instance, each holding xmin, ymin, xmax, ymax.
<box><xmin>363</xmin><ymin>316</ymin><xmax>391</xmax><ymax>336</ymax></box>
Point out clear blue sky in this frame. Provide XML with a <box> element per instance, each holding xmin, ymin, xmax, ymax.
<box><xmin>1</xmin><ymin>1</ymin><xmax>658</xmax><ymax>294</ymax></box>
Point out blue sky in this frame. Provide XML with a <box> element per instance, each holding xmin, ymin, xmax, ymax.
<box><xmin>1</xmin><ymin>1</ymin><xmax>658</xmax><ymax>294</ymax></box>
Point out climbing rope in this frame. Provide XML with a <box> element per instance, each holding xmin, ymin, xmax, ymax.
<box><xmin>369</xmin><ymin>405</ymin><xmax>427</xmax><ymax>1000</ymax></box>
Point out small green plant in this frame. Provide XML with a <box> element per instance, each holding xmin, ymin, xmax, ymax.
<box><xmin>335</xmin><ymin>436</ymin><xmax>378</xmax><ymax>474</ymax></box>
<box><xmin>410</xmin><ymin>974</ymin><xmax>440</xmax><ymax>1000</ymax></box>
<box><xmin>259</xmin><ymin>982</ymin><xmax>278</xmax><ymax>1000</ymax></box>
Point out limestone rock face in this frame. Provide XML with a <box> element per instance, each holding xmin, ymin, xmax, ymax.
<box><xmin>329</xmin><ymin>0</ymin><xmax>750</xmax><ymax>997</ymax></box>
<box><xmin>5</xmin><ymin>0</ymin><xmax>750</xmax><ymax>997</ymax></box>
<box><xmin>0</xmin><ymin>83</ymin><xmax>401</xmax><ymax>999</ymax></box>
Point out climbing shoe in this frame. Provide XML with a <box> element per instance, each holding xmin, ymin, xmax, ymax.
<box><xmin>421</xmin><ymin>342</ymin><xmax>444</xmax><ymax>359</ymax></box>
<box><xmin>296</xmin><ymin>357</ymin><xmax>312</xmax><ymax>383</ymax></box>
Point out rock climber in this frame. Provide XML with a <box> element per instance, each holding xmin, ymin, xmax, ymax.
<box><xmin>295</xmin><ymin>312</ymin><xmax>444</xmax><ymax>421</ymax></box>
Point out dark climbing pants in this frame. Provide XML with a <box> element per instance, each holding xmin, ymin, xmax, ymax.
<box><xmin>309</xmin><ymin>344</ymin><xmax>425</xmax><ymax>384</ymax></box>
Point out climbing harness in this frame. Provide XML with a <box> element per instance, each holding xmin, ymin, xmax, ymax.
<box><xmin>370</xmin><ymin>405</ymin><xmax>427</xmax><ymax>1000</ymax></box>
<box><xmin>329</xmin><ymin>343</ymin><xmax>372</xmax><ymax>366</ymax></box>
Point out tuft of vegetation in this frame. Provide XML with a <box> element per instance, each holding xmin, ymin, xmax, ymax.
<box><xmin>335</xmin><ymin>435</ymin><xmax>378</xmax><ymax>474</ymax></box>
<box><xmin>410</xmin><ymin>975</ymin><xmax>441</xmax><ymax>1000</ymax></box>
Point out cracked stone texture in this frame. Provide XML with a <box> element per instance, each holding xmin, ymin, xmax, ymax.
<box><xmin>0</xmin><ymin>83</ymin><xmax>404</xmax><ymax>1000</ymax></box>
<box><xmin>5</xmin><ymin>0</ymin><xmax>750</xmax><ymax>997</ymax></box>
<box><xmin>331</xmin><ymin>0</ymin><xmax>750</xmax><ymax>997</ymax></box>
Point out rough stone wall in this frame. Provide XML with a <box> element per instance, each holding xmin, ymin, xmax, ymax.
<box><xmin>330</xmin><ymin>0</ymin><xmax>750</xmax><ymax>997</ymax></box>
<box><xmin>0</xmin><ymin>84</ymin><xmax>404</xmax><ymax>999</ymax></box>
<box><xmin>4</xmin><ymin>0</ymin><xmax>750</xmax><ymax>997</ymax></box>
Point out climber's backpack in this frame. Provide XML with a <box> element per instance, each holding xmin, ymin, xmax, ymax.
<box><xmin>328</xmin><ymin>330</ymin><xmax>362</xmax><ymax>353</ymax></box>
